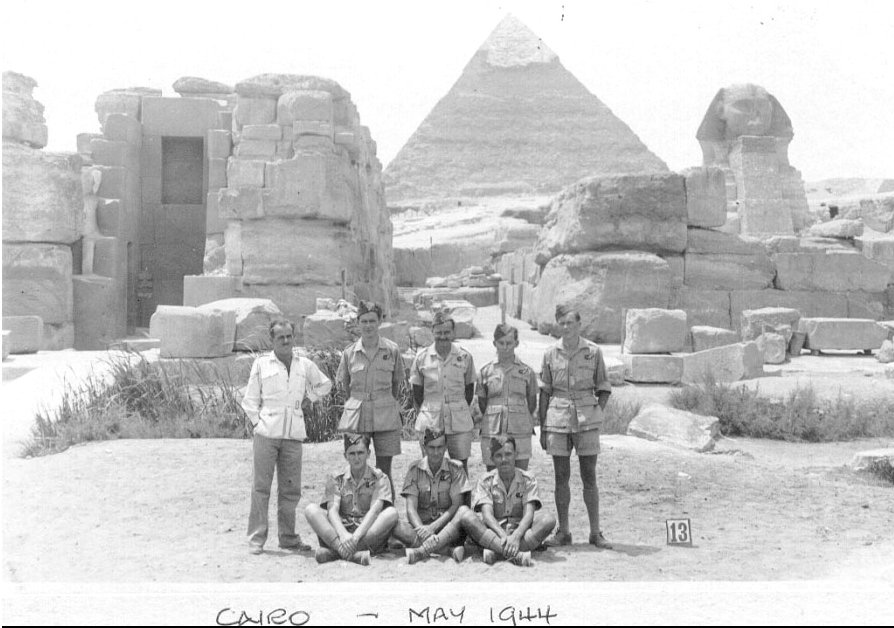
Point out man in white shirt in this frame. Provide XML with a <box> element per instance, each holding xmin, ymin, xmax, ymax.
<box><xmin>241</xmin><ymin>319</ymin><xmax>332</xmax><ymax>554</ymax></box>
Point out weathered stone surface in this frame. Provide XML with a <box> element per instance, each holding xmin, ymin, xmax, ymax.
<box><xmin>3</xmin><ymin>71</ymin><xmax>48</xmax><ymax>147</ymax></box>
<box><xmin>691</xmin><ymin>326</ymin><xmax>739</xmax><ymax>352</ymax></box>
<box><xmin>764</xmin><ymin>235</ymin><xmax>801</xmax><ymax>255</ymax></box>
<box><xmin>531</xmin><ymin>252</ymin><xmax>672</xmax><ymax>343</ymax></box>
<box><xmin>534</xmin><ymin>174</ymin><xmax>687</xmax><ymax>263</ymax></box>
<box><xmin>756</xmin><ymin>331</ymin><xmax>787</xmax><ymax>364</ymax></box>
<box><xmin>241</xmin><ymin>124</ymin><xmax>281</xmax><ymax>141</ymax></box>
<box><xmin>686</xmin><ymin>228</ymin><xmax>765</xmax><ymax>255</ymax></box>
<box><xmin>684</xmin><ymin>251</ymin><xmax>775</xmax><ymax>290</ymax></box>
<box><xmin>239</xmin><ymin>219</ymin><xmax>353</xmax><ymax>285</ymax></box>
<box><xmin>1</xmin><ymin>315</ymin><xmax>42</xmax><ymax>354</ymax></box>
<box><xmin>277</xmin><ymin>90</ymin><xmax>334</xmax><ymax>125</ymax></box>
<box><xmin>172</xmin><ymin>77</ymin><xmax>234</xmax><ymax>96</ymax></box>
<box><xmin>730</xmin><ymin>290</ymin><xmax>848</xmax><ymax>322</ymax></box>
<box><xmin>235</xmin><ymin>74</ymin><xmax>349</xmax><ymax>100</ymax></box>
<box><xmin>379</xmin><ymin>321</ymin><xmax>411</xmax><ymax>351</ymax></box>
<box><xmin>95</xmin><ymin>87</ymin><xmax>161</xmax><ymax>127</ymax></box>
<box><xmin>2</xmin><ymin>244</ymin><xmax>72</xmax><ymax>324</ymax></box>
<box><xmin>234</xmin><ymin>96</ymin><xmax>277</xmax><ymax>127</ymax></box>
<box><xmin>234</xmin><ymin>139</ymin><xmax>276</xmax><ymax>159</ymax></box>
<box><xmin>2</xmin><ymin>142</ymin><xmax>82</xmax><ymax>243</ymax></box>
<box><xmin>627</xmin><ymin>403</ymin><xmax>720</xmax><ymax>452</ymax></box>
<box><xmin>737</xmin><ymin>198</ymin><xmax>794</xmax><ymax>235</ymax></box>
<box><xmin>856</xmin><ymin>198</ymin><xmax>894</xmax><ymax>233</ymax></box>
<box><xmin>799</xmin><ymin>318</ymin><xmax>888</xmax><ymax>351</ymax></box>
<box><xmin>847</xmin><ymin>291</ymin><xmax>887</xmax><ymax>320</ymax></box>
<box><xmin>681</xmin><ymin>341</ymin><xmax>763</xmax><ymax>384</ymax></box>
<box><xmin>183</xmin><ymin>275</ymin><xmax>243</xmax><ymax>307</ymax></box>
<box><xmin>72</xmin><ymin>275</ymin><xmax>125</xmax><ymax>350</ymax></box>
<box><xmin>207</xmin><ymin>130</ymin><xmax>232</xmax><ymax>159</ymax></box>
<box><xmin>197</xmin><ymin>298</ymin><xmax>282</xmax><ymax>351</ymax></box>
<box><xmin>262</xmin><ymin>153</ymin><xmax>356</xmax><ymax>222</ymax></box>
<box><xmin>850</xmin><ymin>448</ymin><xmax>894</xmax><ymax>472</ymax></box>
<box><xmin>623</xmin><ymin>308</ymin><xmax>687</xmax><ymax>354</ymax></box>
<box><xmin>877</xmin><ymin>339</ymin><xmax>894</xmax><ymax>363</ymax></box>
<box><xmin>42</xmin><ymin>322</ymin><xmax>74</xmax><ymax>350</ymax></box>
<box><xmin>678</xmin><ymin>288</ymin><xmax>731</xmax><ymax>329</ymax></box>
<box><xmin>218</xmin><ymin>187</ymin><xmax>263</xmax><ymax>221</ymax></box>
<box><xmin>409</xmin><ymin>326</ymin><xmax>435</xmax><ymax>348</ymax></box>
<box><xmin>239</xmin><ymin>284</ymin><xmax>343</xmax><ymax>325</ymax></box>
<box><xmin>303</xmin><ymin>310</ymin><xmax>351</xmax><ymax>349</ymax></box>
<box><xmin>1</xmin><ymin>330</ymin><xmax>8</xmax><ymax>360</ymax></box>
<box><xmin>621</xmin><ymin>354</ymin><xmax>683</xmax><ymax>384</ymax></box>
<box><xmin>226</xmin><ymin>158</ymin><xmax>265</xmax><ymax>188</ymax></box>
<box><xmin>149</xmin><ymin>305</ymin><xmax>236</xmax><ymax>358</ymax></box>
<box><xmin>740</xmin><ymin>307</ymin><xmax>800</xmax><ymax>341</ymax></box>
<box><xmin>774</xmin><ymin>250</ymin><xmax>891</xmax><ymax>292</ymax></box>
<box><xmin>807</xmin><ymin>219</ymin><xmax>864</xmax><ymax>239</ymax></box>
<box><xmin>683</xmin><ymin>167</ymin><xmax>727</xmax><ymax>228</ymax></box>
<box><xmin>861</xmin><ymin>238</ymin><xmax>894</xmax><ymax>271</ymax></box>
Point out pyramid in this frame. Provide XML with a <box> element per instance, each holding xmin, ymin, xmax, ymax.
<box><xmin>384</xmin><ymin>15</ymin><xmax>669</xmax><ymax>203</ymax></box>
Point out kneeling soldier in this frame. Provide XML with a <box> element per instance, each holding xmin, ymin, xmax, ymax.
<box><xmin>392</xmin><ymin>427</ymin><xmax>472</xmax><ymax>564</ymax></box>
<box><xmin>461</xmin><ymin>436</ymin><xmax>556</xmax><ymax>566</ymax></box>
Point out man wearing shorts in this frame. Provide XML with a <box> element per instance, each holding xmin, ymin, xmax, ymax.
<box><xmin>538</xmin><ymin>305</ymin><xmax>613</xmax><ymax>549</ymax></box>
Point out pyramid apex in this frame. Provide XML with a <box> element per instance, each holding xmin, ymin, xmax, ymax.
<box><xmin>479</xmin><ymin>14</ymin><xmax>558</xmax><ymax>67</ymax></box>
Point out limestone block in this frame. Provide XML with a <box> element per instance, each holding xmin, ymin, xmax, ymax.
<box><xmin>3</xmin><ymin>72</ymin><xmax>48</xmax><ymax>147</ymax></box>
<box><xmin>218</xmin><ymin>187</ymin><xmax>263</xmax><ymax>220</ymax></box>
<box><xmin>623</xmin><ymin>308</ymin><xmax>687</xmax><ymax>354</ymax></box>
<box><xmin>661</xmin><ymin>255</ymin><xmax>685</xmax><ymax>290</ymax></box>
<box><xmin>683</xmin><ymin>167</ymin><xmax>726</xmax><ymax>228</ymax></box>
<box><xmin>730</xmin><ymin>290</ymin><xmax>848</xmax><ymax>322</ymax></box>
<box><xmin>691</xmin><ymin>326</ymin><xmax>739</xmax><ymax>352</ymax></box>
<box><xmin>807</xmin><ymin>219</ymin><xmax>863</xmax><ymax>239</ymax></box>
<box><xmin>858</xmin><ymin>198</ymin><xmax>894</xmax><ymax>233</ymax></box>
<box><xmin>303</xmin><ymin>310</ymin><xmax>351</xmax><ymax>349</ymax></box>
<box><xmin>102</xmin><ymin>114</ymin><xmax>142</xmax><ymax>144</ymax></box>
<box><xmin>240</xmin><ymin>219</ymin><xmax>352</xmax><ymax>285</ymax></box>
<box><xmin>764</xmin><ymin>236</ymin><xmax>801</xmax><ymax>255</ymax></box>
<box><xmin>95</xmin><ymin>87</ymin><xmax>161</xmax><ymax>127</ymax></box>
<box><xmin>207</xmin><ymin>130</ymin><xmax>233</xmax><ymax>159</ymax></box>
<box><xmin>453</xmin><ymin>321</ymin><xmax>476</xmax><ymax>339</ymax></box>
<box><xmin>679</xmin><ymin>288</ymin><xmax>731</xmax><ymax>329</ymax></box>
<box><xmin>850</xmin><ymin>448</ymin><xmax>894</xmax><ymax>472</ymax></box>
<box><xmin>2</xmin><ymin>142</ymin><xmax>82</xmax><ymax>243</ymax></box>
<box><xmin>262</xmin><ymin>153</ymin><xmax>356</xmax><ymax>223</ymax></box>
<box><xmin>681</xmin><ymin>341</ymin><xmax>763</xmax><ymax>384</ymax></box>
<box><xmin>684</xmin><ymin>252</ymin><xmax>775</xmax><ymax>290</ymax></box>
<box><xmin>155</xmin><ymin>354</ymin><xmax>255</xmax><ymax>388</ymax></box>
<box><xmin>862</xmin><ymin>238</ymin><xmax>894</xmax><ymax>271</ymax></box>
<box><xmin>410</xmin><ymin>326</ymin><xmax>434</xmax><ymax>348</ymax></box>
<box><xmin>1</xmin><ymin>330</ymin><xmax>8</xmax><ymax>360</ymax></box>
<box><xmin>530</xmin><ymin>252</ymin><xmax>672</xmax><ymax>343</ymax></box>
<box><xmin>295</xmin><ymin>134</ymin><xmax>334</xmax><ymax>152</ymax></box>
<box><xmin>73</xmin><ymin>275</ymin><xmax>125</xmax><ymax>350</ymax></box>
<box><xmin>205</xmin><ymin>192</ymin><xmax>226</xmax><ymax>235</ymax></box>
<box><xmin>183</xmin><ymin>275</ymin><xmax>243</xmax><ymax>307</ymax></box>
<box><xmin>234</xmin><ymin>96</ymin><xmax>277</xmax><ymax>127</ymax></box>
<box><xmin>277</xmin><ymin>90</ymin><xmax>333</xmax><ymax>125</ymax></box>
<box><xmin>379</xmin><ymin>321</ymin><xmax>411</xmax><ymax>351</ymax></box>
<box><xmin>2</xmin><ymin>244</ymin><xmax>72</xmax><ymax>324</ymax></box>
<box><xmin>241</xmin><ymin>124</ymin><xmax>282</xmax><ymax>141</ymax></box>
<box><xmin>627</xmin><ymin>403</ymin><xmax>720</xmax><ymax>452</ymax></box>
<box><xmin>878</xmin><ymin>320</ymin><xmax>894</xmax><ymax>340</ymax></box>
<box><xmin>756</xmin><ymin>331</ymin><xmax>787</xmax><ymax>364</ymax></box>
<box><xmin>534</xmin><ymin>174</ymin><xmax>688</xmax><ymax>264</ymax></box>
<box><xmin>774</xmin><ymin>250</ymin><xmax>891</xmax><ymax>292</ymax></box>
<box><xmin>141</xmin><ymin>135</ymin><xmax>162</xmax><ymax>179</ymax></box>
<box><xmin>798</xmin><ymin>318</ymin><xmax>888</xmax><ymax>351</ymax></box>
<box><xmin>234</xmin><ymin>139</ymin><xmax>276</xmax><ymax>159</ymax></box>
<box><xmin>226</xmin><ymin>158</ymin><xmax>265</xmax><ymax>188</ymax></box>
<box><xmin>434</xmin><ymin>300</ymin><xmax>476</xmax><ymax>325</ymax></box>
<box><xmin>77</xmin><ymin>133</ymin><xmax>103</xmax><ymax>156</ymax></box>
<box><xmin>292</xmin><ymin>121</ymin><xmax>334</xmax><ymax>140</ymax></box>
<box><xmin>685</xmin><ymin>228</ymin><xmax>765</xmax><ymax>255</ymax></box>
<box><xmin>738</xmin><ymin>199</ymin><xmax>794</xmax><ymax>235</ymax></box>
<box><xmin>334</xmin><ymin>131</ymin><xmax>356</xmax><ymax>146</ymax></box>
<box><xmin>239</xmin><ymin>284</ymin><xmax>343</xmax><ymax>324</ymax></box>
<box><xmin>740</xmin><ymin>307</ymin><xmax>800</xmax><ymax>341</ymax></box>
<box><xmin>847</xmin><ymin>292</ymin><xmax>887</xmax><ymax>320</ymax></box>
<box><xmin>90</xmin><ymin>139</ymin><xmax>137</xmax><ymax>168</ymax></box>
<box><xmin>236</xmin><ymin>74</ymin><xmax>349</xmax><ymax>100</ymax></box>
<box><xmin>173</xmin><ymin>77</ymin><xmax>234</xmax><ymax>96</ymax></box>
<box><xmin>149</xmin><ymin>305</ymin><xmax>236</xmax><ymax>358</ymax></box>
<box><xmin>621</xmin><ymin>354</ymin><xmax>683</xmax><ymax>384</ymax></box>
<box><xmin>876</xmin><ymin>339</ymin><xmax>894</xmax><ymax>363</ymax></box>
<box><xmin>42</xmin><ymin>322</ymin><xmax>75</xmax><ymax>350</ymax></box>
<box><xmin>208</xmin><ymin>158</ymin><xmax>227</xmax><ymax>190</ymax></box>
<box><xmin>224</xmin><ymin>222</ymin><xmax>243</xmax><ymax>276</ymax></box>
<box><xmin>95</xmin><ymin>165</ymin><xmax>127</xmax><ymax>199</ymax></box>
<box><xmin>198</xmin><ymin>298</ymin><xmax>282</xmax><ymax>351</ymax></box>
<box><xmin>1</xmin><ymin>315</ymin><xmax>43</xmax><ymax>354</ymax></box>
<box><xmin>140</xmin><ymin>97</ymin><xmax>220</xmax><ymax>137</ymax></box>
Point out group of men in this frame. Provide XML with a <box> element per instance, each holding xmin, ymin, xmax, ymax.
<box><xmin>240</xmin><ymin>300</ymin><xmax>613</xmax><ymax>566</ymax></box>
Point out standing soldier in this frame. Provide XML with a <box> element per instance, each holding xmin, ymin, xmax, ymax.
<box><xmin>336</xmin><ymin>301</ymin><xmax>405</xmax><ymax>485</ymax></box>
<box><xmin>538</xmin><ymin>305</ymin><xmax>613</xmax><ymax>549</ymax></box>
<box><xmin>241</xmin><ymin>319</ymin><xmax>333</xmax><ymax>555</ymax></box>
<box><xmin>477</xmin><ymin>323</ymin><xmax>538</xmax><ymax>471</ymax></box>
<box><xmin>409</xmin><ymin>312</ymin><xmax>477</xmax><ymax>471</ymax></box>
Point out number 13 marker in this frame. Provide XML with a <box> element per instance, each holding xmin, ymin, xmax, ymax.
<box><xmin>666</xmin><ymin>519</ymin><xmax>693</xmax><ymax>547</ymax></box>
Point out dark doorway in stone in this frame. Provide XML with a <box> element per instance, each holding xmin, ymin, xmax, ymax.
<box><xmin>162</xmin><ymin>137</ymin><xmax>204</xmax><ymax>204</ymax></box>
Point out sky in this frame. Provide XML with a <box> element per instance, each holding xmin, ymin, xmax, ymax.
<box><xmin>3</xmin><ymin>0</ymin><xmax>893</xmax><ymax>182</ymax></box>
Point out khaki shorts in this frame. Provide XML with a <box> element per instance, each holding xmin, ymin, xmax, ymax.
<box><xmin>420</xmin><ymin>431</ymin><xmax>473</xmax><ymax>460</ymax></box>
<box><xmin>481</xmin><ymin>435</ymin><xmax>533</xmax><ymax>466</ymax></box>
<box><xmin>360</xmin><ymin>428</ymin><xmax>402</xmax><ymax>457</ymax></box>
<box><xmin>546</xmin><ymin>429</ymin><xmax>600</xmax><ymax>457</ymax></box>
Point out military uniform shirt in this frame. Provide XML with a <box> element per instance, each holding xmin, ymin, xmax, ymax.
<box><xmin>471</xmin><ymin>468</ymin><xmax>542</xmax><ymax>531</ymax></box>
<box><xmin>324</xmin><ymin>464</ymin><xmax>394</xmax><ymax>528</ymax></box>
<box><xmin>401</xmin><ymin>456</ymin><xmax>471</xmax><ymax>524</ymax></box>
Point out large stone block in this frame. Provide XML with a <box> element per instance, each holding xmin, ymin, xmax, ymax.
<box><xmin>678</xmin><ymin>287</ymin><xmax>732</xmax><ymax>329</ymax></box>
<box><xmin>1</xmin><ymin>330</ymin><xmax>8</xmax><ymax>360</ymax></box>
<box><xmin>878</xmin><ymin>340</ymin><xmax>894</xmax><ymax>364</ymax></box>
<box><xmin>379</xmin><ymin>321</ymin><xmax>411</xmax><ymax>351</ymax></box>
<box><xmin>224</xmin><ymin>222</ymin><xmax>243</xmax><ymax>276</ymax></box>
<box><xmin>197</xmin><ymin>298</ymin><xmax>281</xmax><ymax>352</ymax></box>
<box><xmin>183</xmin><ymin>275</ymin><xmax>243</xmax><ymax>307</ymax></box>
<box><xmin>94</xmin><ymin>87</ymin><xmax>160</xmax><ymax>127</ymax></box>
<box><xmin>685</xmin><ymin>227</ymin><xmax>766</xmax><ymax>255</ymax></box>
<box><xmin>862</xmin><ymin>238</ymin><xmax>894</xmax><ymax>271</ymax></box>
<box><xmin>847</xmin><ymin>292</ymin><xmax>887</xmax><ymax>320</ymax></box>
<box><xmin>681</xmin><ymin>341</ymin><xmax>763</xmax><ymax>384</ymax></box>
<box><xmin>239</xmin><ymin>284</ymin><xmax>343</xmax><ymax>324</ymax></box>
<box><xmin>89</xmin><ymin>139</ymin><xmax>138</xmax><ymax>168</ymax></box>
<box><xmin>205</xmin><ymin>192</ymin><xmax>226</xmax><ymax>235</ymax></box>
<box><xmin>240</xmin><ymin>219</ymin><xmax>353</xmax><ymax>285</ymax></box>
<box><xmin>73</xmin><ymin>275</ymin><xmax>125</xmax><ymax>350</ymax></box>
<box><xmin>156</xmin><ymin>353</ymin><xmax>255</xmax><ymax>388</ymax></box>
<box><xmin>756</xmin><ymin>331</ymin><xmax>787</xmax><ymax>364</ymax></box>
<box><xmin>42</xmin><ymin>322</ymin><xmax>74</xmax><ymax>350</ymax></box>
<box><xmin>740</xmin><ymin>307</ymin><xmax>800</xmax><ymax>340</ymax></box>
<box><xmin>683</xmin><ymin>167</ymin><xmax>726</xmax><ymax>228</ymax></box>
<box><xmin>798</xmin><ymin>318</ymin><xmax>888</xmax><ymax>351</ymax></box>
<box><xmin>2</xmin><ymin>244</ymin><xmax>72</xmax><ymax>324</ymax></box>
<box><xmin>3</xmin><ymin>72</ymin><xmax>48</xmax><ymax>148</ymax></box>
<box><xmin>622</xmin><ymin>308</ymin><xmax>687</xmax><ymax>354</ymax></box>
<box><xmin>234</xmin><ymin>96</ymin><xmax>277</xmax><ymax>126</ymax></box>
<box><xmin>218</xmin><ymin>187</ymin><xmax>263</xmax><ymax>220</ymax></box>
<box><xmin>774</xmin><ymin>250</ymin><xmax>891</xmax><ymax>292</ymax></box>
<box><xmin>226</xmin><ymin>158</ymin><xmax>265</xmax><ymax>188</ymax></box>
<box><xmin>2</xmin><ymin>142</ymin><xmax>82</xmax><ymax>243</ymax></box>
<box><xmin>262</xmin><ymin>152</ymin><xmax>356</xmax><ymax>223</ymax></box>
<box><xmin>738</xmin><ymin>199</ymin><xmax>794</xmax><ymax>235</ymax></box>
<box><xmin>1</xmin><ymin>315</ymin><xmax>42</xmax><ymax>354</ymax></box>
<box><xmin>850</xmin><ymin>448</ymin><xmax>894</xmax><ymax>473</ymax></box>
<box><xmin>530</xmin><ymin>252</ymin><xmax>672</xmax><ymax>343</ymax></box>
<box><xmin>234</xmin><ymin>139</ymin><xmax>276</xmax><ymax>159</ymax></box>
<box><xmin>207</xmin><ymin>130</ymin><xmax>232</xmax><ymax>159</ymax></box>
<box><xmin>241</xmin><ymin>124</ymin><xmax>282</xmax><ymax>141</ymax></box>
<box><xmin>730</xmin><ymin>290</ymin><xmax>848</xmax><ymax>323</ymax></box>
<box><xmin>103</xmin><ymin>113</ymin><xmax>142</xmax><ymax>144</ymax></box>
<box><xmin>208</xmin><ymin>158</ymin><xmax>227</xmax><ymax>190</ymax></box>
<box><xmin>684</xmin><ymin>252</ymin><xmax>775</xmax><ymax>290</ymax></box>
<box><xmin>807</xmin><ymin>219</ymin><xmax>863</xmax><ymax>239</ymax></box>
<box><xmin>149</xmin><ymin>305</ymin><xmax>236</xmax><ymax>358</ymax></box>
<box><xmin>690</xmin><ymin>326</ymin><xmax>739</xmax><ymax>352</ymax></box>
<box><xmin>303</xmin><ymin>310</ymin><xmax>351</xmax><ymax>349</ymax></box>
<box><xmin>293</xmin><ymin>121</ymin><xmax>333</xmax><ymax>140</ymax></box>
<box><xmin>620</xmin><ymin>354</ymin><xmax>683</xmax><ymax>384</ymax></box>
<box><xmin>277</xmin><ymin>90</ymin><xmax>334</xmax><ymax>125</ymax></box>
<box><xmin>534</xmin><ymin>174</ymin><xmax>688</xmax><ymax>263</ymax></box>
<box><xmin>627</xmin><ymin>403</ymin><xmax>720</xmax><ymax>452</ymax></box>
<box><xmin>140</xmin><ymin>97</ymin><xmax>220</xmax><ymax>137</ymax></box>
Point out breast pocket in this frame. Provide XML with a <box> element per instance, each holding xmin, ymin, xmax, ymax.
<box><xmin>508</xmin><ymin>373</ymin><xmax>527</xmax><ymax>395</ymax></box>
<box><xmin>260</xmin><ymin>371</ymin><xmax>284</xmax><ymax>396</ymax></box>
<box><xmin>573</xmin><ymin>361</ymin><xmax>595</xmax><ymax>389</ymax></box>
<box><xmin>436</xmin><ymin>478</ymin><xmax>452</xmax><ymax>511</ymax></box>
<box><xmin>356</xmin><ymin>483</ymin><xmax>375</xmax><ymax>513</ymax></box>
<box><xmin>375</xmin><ymin>362</ymin><xmax>394</xmax><ymax>390</ymax></box>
